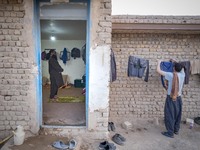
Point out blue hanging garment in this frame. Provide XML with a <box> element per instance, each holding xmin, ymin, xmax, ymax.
<box><xmin>61</xmin><ymin>48</ymin><xmax>68</xmax><ymax>64</ymax></box>
<box><xmin>160</xmin><ymin>61</ymin><xmax>174</xmax><ymax>89</ymax></box>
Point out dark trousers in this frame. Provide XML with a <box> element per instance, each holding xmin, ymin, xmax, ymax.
<box><xmin>50</xmin><ymin>76</ymin><xmax>58</xmax><ymax>99</ymax></box>
<box><xmin>164</xmin><ymin>95</ymin><xmax>182</xmax><ymax>136</ymax></box>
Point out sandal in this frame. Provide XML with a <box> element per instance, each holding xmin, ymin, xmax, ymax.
<box><xmin>68</xmin><ymin>139</ymin><xmax>77</xmax><ymax>150</ymax></box>
<box><xmin>52</xmin><ymin>140</ymin><xmax>69</xmax><ymax>150</ymax></box>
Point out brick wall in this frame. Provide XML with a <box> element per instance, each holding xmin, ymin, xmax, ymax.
<box><xmin>0</xmin><ymin>0</ymin><xmax>35</xmax><ymax>138</ymax></box>
<box><xmin>110</xmin><ymin>31</ymin><xmax>200</xmax><ymax>120</ymax></box>
<box><xmin>0</xmin><ymin>0</ymin><xmax>113</xmax><ymax>139</ymax></box>
<box><xmin>90</xmin><ymin>0</ymin><xmax>112</xmax><ymax>46</ymax></box>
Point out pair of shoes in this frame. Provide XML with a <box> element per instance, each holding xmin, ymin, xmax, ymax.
<box><xmin>52</xmin><ymin>139</ymin><xmax>77</xmax><ymax>150</ymax></box>
<box><xmin>108</xmin><ymin>122</ymin><xmax>116</xmax><ymax>132</ymax></box>
<box><xmin>99</xmin><ymin>141</ymin><xmax>116</xmax><ymax>150</ymax></box>
<box><xmin>52</xmin><ymin>140</ymin><xmax>69</xmax><ymax>149</ymax></box>
<box><xmin>161</xmin><ymin>132</ymin><xmax>174</xmax><ymax>138</ymax></box>
<box><xmin>112</xmin><ymin>134</ymin><xmax>125</xmax><ymax>146</ymax></box>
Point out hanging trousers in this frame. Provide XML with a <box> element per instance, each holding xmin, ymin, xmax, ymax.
<box><xmin>164</xmin><ymin>95</ymin><xmax>182</xmax><ymax>136</ymax></box>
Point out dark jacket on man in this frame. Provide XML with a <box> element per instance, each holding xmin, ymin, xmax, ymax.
<box><xmin>49</xmin><ymin>55</ymin><xmax>64</xmax><ymax>99</ymax></box>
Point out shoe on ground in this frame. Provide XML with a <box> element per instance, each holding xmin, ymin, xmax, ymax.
<box><xmin>108</xmin><ymin>122</ymin><xmax>112</xmax><ymax>131</ymax></box>
<box><xmin>112</xmin><ymin>134</ymin><xmax>124</xmax><ymax>146</ymax></box>
<box><xmin>52</xmin><ymin>140</ymin><xmax>69</xmax><ymax>149</ymax></box>
<box><xmin>161</xmin><ymin>131</ymin><xmax>174</xmax><ymax>138</ymax></box>
<box><xmin>104</xmin><ymin>144</ymin><xmax>116</xmax><ymax>150</ymax></box>
<box><xmin>68</xmin><ymin>139</ymin><xmax>77</xmax><ymax>150</ymax></box>
<box><xmin>99</xmin><ymin>141</ymin><xmax>109</xmax><ymax>149</ymax></box>
<box><xmin>110</xmin><ymin>122</ymin><xmax>116</xmax><ymax>132</ymax></box>
<box><xmin>99</xmin><ymin>141</ymin><xmax>116</xmax><ymax>150</ymax></box>
<box><xmin>115</xmin><ymin>133</ymin><xmax>126</xmax><ymax>142</ymax></box>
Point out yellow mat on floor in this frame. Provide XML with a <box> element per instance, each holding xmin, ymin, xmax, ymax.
<box><xmin>49</xmin><ymin>96</ymin><xmax>85</xmax><ymax>103</ymax></box>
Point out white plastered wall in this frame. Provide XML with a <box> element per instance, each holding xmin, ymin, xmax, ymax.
<box><xmin>88</xmin><ymin>45</ymin><xmax>110</xmax><ymax>111</ymax></box>
<box><xmin>41</xmin><ymin>40</ymin><xmax>85</xmax><ymax>84</ymax></box>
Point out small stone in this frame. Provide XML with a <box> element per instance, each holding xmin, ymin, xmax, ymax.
<box><xmin>121</xmin><ymin>121</ymin><xmax>132</xmax><ymax>130</ymax></box>
<box><xmin>186</xmin><ymin>118</ymin><xmax>194</xmax><ymax>124</ymax></box>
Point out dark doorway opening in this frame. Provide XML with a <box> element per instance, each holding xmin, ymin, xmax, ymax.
<box><xmin>39</xmin><ymin>2</ymin><xmax>87</xmax><ymax>126</ymax></box>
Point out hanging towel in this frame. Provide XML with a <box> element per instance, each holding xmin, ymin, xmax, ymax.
<box><xmin>190</xmin><ymin>59</ymin><xmax>200</xmax><ymax>74</ymax></box>
<box><xmin>170</xmin><ymin>72</ymin><xmax>179</xmax><ymax>101</ymax></box>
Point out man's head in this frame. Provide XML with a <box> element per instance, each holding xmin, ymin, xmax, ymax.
<box><xmin>174</xmin><ymin>62</ymin><xmax>183</xmax><ymax>72</ymax></box>
<box><xmin>49</xmin><ymin>49</ymin><xmax>57</xmax><ymax>60</ymax></box>
<box><xmin>50</xmin><ymin>49</ymin><xmax>56</xmax><ymax>56</ymax></box>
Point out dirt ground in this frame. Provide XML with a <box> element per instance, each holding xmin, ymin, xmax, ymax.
<box><xmin>2</xmin><ymin>119</ymin><xmax>200</xmax><ymax>150</ymax></box>
<box><xmin>42</xmin><ymin>85</ymin><xmax>86</xmax><ymax>126</ymax></box>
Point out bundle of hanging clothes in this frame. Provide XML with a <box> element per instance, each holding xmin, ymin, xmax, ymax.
<box><xmin>190</xmin><ymin>59</ymin><xmax>200</xmax><ymax>75</ymax></box>
<box><xmin>111</xmin><ymin>55</ymin><xmax>150</xmax><ymax>82</ymax></box>
<box><xmin>160</xmin><ymin>59</ymin><xmax>200</xmax><ymax>90</ymax></box>
<box><xmin>110</xmin><ymin>48</ymin><xmax>199</xmax><ymax>85</ymax></box>
<box><xmin>127</xmin><ymin>56</ymin><xmax>149</xmax><ymax>82</ymax></box>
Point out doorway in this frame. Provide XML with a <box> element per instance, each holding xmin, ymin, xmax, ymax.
<box><xmin>39</xmin><ymin>1</ymin><xmax>88</xmax><ymax>126</ymax></box>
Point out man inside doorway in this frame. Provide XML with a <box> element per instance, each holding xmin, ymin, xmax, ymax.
<box><xmin>48</xmin><ymin>49</ymin><xmax>64</xmax><ymax>101</ymax></box>
<box><xmin>157</xmin><ymin>59</ymin><xmax>185</xmax><ymax>138</ymax></box>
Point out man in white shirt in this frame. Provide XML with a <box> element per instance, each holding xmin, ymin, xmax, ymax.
<box><xmin>157</xmin><ymin>60</ymin><xmax>185</xmax><ymax>138</ymax></box>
